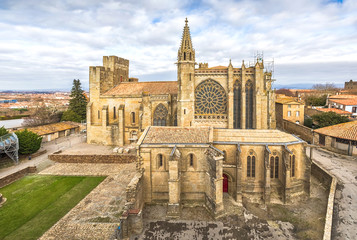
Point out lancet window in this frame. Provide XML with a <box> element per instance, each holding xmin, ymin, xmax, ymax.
<box><xmin>234</xmin><ymin>80</ymin><xmax>242</xmax><ymax>129</ymax></box>
<box><xmin>245</xmin><ymin>80</ymin><xmax>254</xmax><ymax>129</ymax></box>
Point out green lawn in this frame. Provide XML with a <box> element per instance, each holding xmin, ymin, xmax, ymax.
<box><xmin>0</xmin><ymin>175</ymin><xmax>105</xmax><ymax>240</ymax></box>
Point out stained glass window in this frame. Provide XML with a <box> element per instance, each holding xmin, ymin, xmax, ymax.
<box><xmin>234</xmin><ymin>80</ymin><xmax>241</xmax><ymax>128</ymax></box>
<box><xmin>153</xmin><ymin>104</ymin><xmax>168</xmax><ymax>126</ymax></box>
<box><xmin>195</xmin><ymin>79</ymin><xmax>227</xmax><ymax>115</ymax></box>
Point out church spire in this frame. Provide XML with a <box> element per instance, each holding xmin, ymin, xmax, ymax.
<box><xmin>178</xmin><ymin>18</ymin><xmax>195</xmax><ymax>62</ymax></box>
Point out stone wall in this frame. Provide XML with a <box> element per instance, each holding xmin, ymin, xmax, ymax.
<box><xmin>48</xmin><ymin>154</ymin><xmax>136</xmax><ymax>163</ymax></box>
<box><xmin>0</xmin><ymin>166</ymin><xmax>37</xmax><ymax>188</ymax></box>
<box><xmin>119</xmin><ymin>171</ymin><xmax>144</xmax><ymax>238</ymax></box>
<box><xmin>282</xmin><ymin>119</ymin><xmax>313</xmax><ymax>143</ymax></box>
<box><xmin>311</xmin><ymin>161</ymin><xmax>337</xmax><ymax>240</ymax></box>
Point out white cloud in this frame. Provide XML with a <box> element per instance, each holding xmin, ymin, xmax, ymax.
<box><xmin>0</xmin><ymin>0</ymin><xmax>356</xmax><ymax>90</ymax></box>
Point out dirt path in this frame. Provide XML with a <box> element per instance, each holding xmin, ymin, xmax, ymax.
<box><xmin>308</xmin><ymin>147</ymin><xmax>357</xmax><ymax>240</ymax></box>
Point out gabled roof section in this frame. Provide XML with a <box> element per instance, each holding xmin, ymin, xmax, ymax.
<box><xmin>142</xmin><ymin>127</ymin><xmax>211</xmax><ymax>144</ymax></box>
<box><xmin>330</xmin><ymin>98</ymin><xmax>357</xmax><ymax>106</ymax></box>
<box><xmin>316</xmin><ymin>108</ymin><xmax>351</xmax><ymax>115</ymax></box>
<box><xmin>314</xmin><ymin>121</ymin><xmax>357</xmax><ymax>141</ymax></box>
<box><xmin>103</xmin><ymin>81</ymin><xmax>178</xmax><ymax>96</ymax></box>
<box><xmin>26</xmin><ymin>122</ymin><xmax>80</xmax><ymax>136</ymax></box>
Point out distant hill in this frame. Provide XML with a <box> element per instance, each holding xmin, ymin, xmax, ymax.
<box><xmin>273</xmin><ymin>83</ymin><xmax>344</xmax><ymax>90</ymax></box>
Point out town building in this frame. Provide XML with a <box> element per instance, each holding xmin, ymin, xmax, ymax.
<box><xmin>327</xmin><ymin>95</ymin><xmax>357</xmax><ymax>118</ymax></box>
<box><xmin>86</xmin><ymin>19</ymin><xmax>310</xmax><ymax>217</ymax></box>
<box><xmin>27</xmin><ymin>121</ymin><xmax>80</xmax><ymax>142</ymax></box>
<box><xmin>314</xmin><ymin>121</ymin><xmax>357</xmax><ymax>156</ymax></box>
<box><xmin>275</xmin><ymin>95</ymin><xmax>305</xmax><ymax>128</ymax></box>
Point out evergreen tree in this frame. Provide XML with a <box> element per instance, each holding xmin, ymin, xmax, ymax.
<box><xmin>15</xmin><ymin>129</ymin><xmax>42</xmax><ymax>155</ymax></box>
<box><xmin>67</xmin><ymin>79</ymin><xmax>88</xmax><ymax>121</ymax></box>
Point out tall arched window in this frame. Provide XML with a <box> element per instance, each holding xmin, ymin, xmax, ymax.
<box><xmin>189</xmin><ymin>154</ymin><xmax>194</xmax><ymax>167</ymax></box>
<box><xmin>195</xmin><ymin>79</ymin><xmax>227</xmax><ymax>115</ymax></box>
<box><xmin>247</xmin><ymin>151</ymin><xmax>256</xmax><ymax>178</ymax></box>
<box><xmin>113</xmin><ymin>106</ymin><xmax>116</xmax><ymax>119</ymax></box>
<box><xmin>153</xmin><ymin>104</ymin><xmax>168</xmax><ymax>126</ymax></box>
<box><xmin>234</xmin><ymin>80</ymin><xmax>241</xmax><ymax>129</ymax></box>
<box><xmin>270</xmin><ymin>155</ymin><xmax>279</xmax><ymax>178</ymax></box>
<box><xmin>157</xmin><ymin>154</ymin><xmax>164</xmax><ymax>169</ymax></box>
<box><xmin>290</xmin><ymin>155</ymin><xmax>296</xmax><ymax>177</ymax></box>
<box><xmin>131</xmin><ymin>112</ymin><xmax>135</xmax><ymax>123</ymax></box>
<box><xmin>245</xmin><ymin>80</ymin><xmax>254</xmax><ymax>129</ymax></box>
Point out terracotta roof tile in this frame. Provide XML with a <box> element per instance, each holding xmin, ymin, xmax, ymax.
<box><xmin>142</xmin><ymin>127</ymin><xmax>210</xmax><ymax>144</ymax></box>
<box><xmin>330</xmin><ymin>99</ymin><xmax>357</xmax><ymax>106</ymax></box>
<box><xmin>104</xmin><ymin>81</ymin><xmax>178</xmax><ymax>96</ymax></box>
<box><xmin>27</xmin><ymin>122</ymin><xmax>80</xmax><ymax>136</ymax></box>
<box><xmin>314</xmin><ymin>121</ymin><xmax>357</xmax><ymax>141</ymax></box>
<box><xmin>208</xmin><ymin>66</ymin><xmax>228</xmax><ymax>70</ymax></box>
<box><xmin>316</xmin><ymin>108</ymin><xmax>351</xmax><ymax>115</ymax></box>
<box><xmin>329</xmin><ymin>95</ymin><xmax>357</xmax><ymax>99</ymax></box>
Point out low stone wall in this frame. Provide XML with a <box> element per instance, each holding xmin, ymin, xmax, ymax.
<box><xmin>48</xmin><ymin>154</ymin><xmax>136</xmax><ymax>164</ymax></box>
<box><xmin>282</xmin><ymin>119</ymin><xmax>313</xmax><ymax>143</ymax></box>
<box><xmin>118</xmin><ymin>171</ymin><xmax>144</xmax><ymax>239</ymax></box>
<box><xmin>0</xmin><ymin>166</ymin><xmax>37</xmax><ymax>188</ymax></box>
<box><xmin>312</xmin><ymin>161</ymin><xmax>337</xmax><ymax>240</ymax></box>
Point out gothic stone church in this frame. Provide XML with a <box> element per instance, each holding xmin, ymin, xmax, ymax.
<box><xmin>87</xmin><ymin>19</ymin><xmax>310</xmax><ymax>217</ymax></box>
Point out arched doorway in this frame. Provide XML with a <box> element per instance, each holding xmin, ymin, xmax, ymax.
<box><xmin>223</xmin><ymin>174</ymin><xmax>228</xmax><ymax>192</ymax></box>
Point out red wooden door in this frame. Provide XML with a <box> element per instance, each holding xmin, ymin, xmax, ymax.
<box><xmin>223</xmin><ymin>174</ymin><xmax>228</xmax><ymax>192</ymax></box>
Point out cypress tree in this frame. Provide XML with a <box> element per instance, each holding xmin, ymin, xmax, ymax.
<box><xmin>68</xmin><ymin>79</ymin><xmax>88</xmax><ymax>121</ymax></box>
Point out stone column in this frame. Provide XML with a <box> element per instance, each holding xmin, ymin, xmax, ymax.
<box><xmin>264</xmin><ymin>148</ymin><xmax>271</xmax><ymax>204</ymax></box>
<box><xmin>118</xmin><ymin>105</ymin><xmax>125</xmax><ymax>146</ymax></box>
<box><xmin>167</xmin><ymin>148</ymin><xmax>181</xmax><ymax>219</ymax></box>
<box><xmin>283</xmin><ymin>150</ymin><xmax>291</xmax><ymax>204</ymax></box>
<box><xmin>214</xmin><ymin>155</ymin><xmax>224</xmax><ymax>217</ymax></box>
<box><xmin>101</xmin><ymin>105</ymin><xmax>108</xmax><ymax>127</ymax></box>
<box><xmin>228</xmin><ymin>91</ymin><xmax>234</xmax><ymax>128</ymax></box>
<box><xmin>236</xmin><ymin>146</ymin><xmax>243</xmax><ymax>204</ymax></box>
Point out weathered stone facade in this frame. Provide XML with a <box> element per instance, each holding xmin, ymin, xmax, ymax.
<box><xmin>86</xmin><ymin>19</ymin><xmax>310</xmax><ymax>218</ymax></box>
<box><xmin>137</xmin><ymin>127</ymin><xmax>310</xmax><ymax>218</ymax></box>
<box><xmin>87</xmin><ymin>19</ymin><xmax>275</xmax><ymax>146</ymax></box>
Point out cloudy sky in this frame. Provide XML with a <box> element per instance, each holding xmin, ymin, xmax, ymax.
<box><xmin>0</xmin><ymin>0</ymin><xmax>356</xmax><ymax>90</ymax></box>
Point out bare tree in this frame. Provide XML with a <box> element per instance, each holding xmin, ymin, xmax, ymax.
<box><xmin>312</xmin><ymin>83</ymin><xmax>339</xmax><ymax>92</ymax></box>
<box><xmin>22</xmin><ymin>106</ymin><xmax>62</xmax><ymax>127</ymax></box>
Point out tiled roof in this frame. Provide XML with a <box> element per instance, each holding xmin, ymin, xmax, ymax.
<box><xmin>275</xmin><ymin>99</ymin><xmax>302</xmax><ymax>105</ymax></box>
<box><xmin>314</xmin><ymin>121</ymin><xmax>357</xmax><ymax>141</ymax></box>
<box><xmin>316</xmin><ymin>108</ymin><xmax>351</xmax><ymax>115</ymax></box>
<box><xmin>142</xmin><ymin>127</ymin><xmax>210</xmax><ymax>144</ymax></box>
<box><xmin>27</xmin><ymin>121</ymin><xmax>80</xmax><ymax>136</ymax></box>
<box><xmin>330</xmin><ymin>98</ymin><xmax>357</xmax><ymax>106</ymax></box>
<box><xmin>207</xmin><ymin>66</ymin><xmax>228</xmax><ymax>70</ymax></box>
<box><xmin>104</xmin><ymin>81</ymin><xmax>178</xmax><ymax>96</ymax></box>
<box><xmin>214</xmin><ymin>129</ymin><xmax>299</xmax><ymax>143</ymax></box>
<box><xmin>329</xmin><ymin>95</ymin><xmax>357</xmax><ymax>99</ymax></box>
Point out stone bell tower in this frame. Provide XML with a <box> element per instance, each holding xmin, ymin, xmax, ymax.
<box><xmin>177</xmin><ymin>18</ymin><xmax>196</xmax><ymax>127</ymax></box>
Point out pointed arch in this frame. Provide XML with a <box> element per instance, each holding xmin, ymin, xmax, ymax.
<box><xmin>153</xmin><ymin>104</ymin><xmax>168</xmax><ymax>126</ymax></box>
<box><xmin>195</xmin><ymin>79</ymin><xmax>227</xmax><ymax>115</ymax></box>
<box><xmin>247</xmin><ymin>150</ymin><xmax>256</xmax><ymax>178</ymax></box>
<box><xmin>234</xmin><ymin>80</ymin><xmax>242</xmax><ymax>129</ymax></box>
<box><xmin>245</xmin><ymin>80</ymin><xmax>254</xmax><ymax>129</ymax></box>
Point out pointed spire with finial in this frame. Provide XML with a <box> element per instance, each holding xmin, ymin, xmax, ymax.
<box><xmin>228</xmin><ymin>59</ymin><xmax>233</xmax><ymax>68</ymax></box>
<box><xmin>178</xmin><ymin>18</ymin><xmax>195</xmax><ymax>62</ymax></box>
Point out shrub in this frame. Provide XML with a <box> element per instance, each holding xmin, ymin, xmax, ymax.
<box><xmin>0</xmin><ymin>126</ymin><xmax>9</xmax><ymax>137</ymax></box>
<box><xmin>15</xmin><ymin>129</ymin><xmax>42</xmax><ymax>155</ymax></box>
